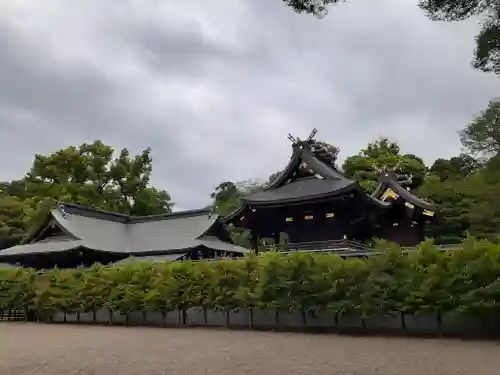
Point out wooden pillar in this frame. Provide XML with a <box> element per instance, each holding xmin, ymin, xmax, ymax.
<box><xmin>418</xmin><ymin>220</ymin><xmax>425</xmax><ymax>244</ymax></box>
<box><xmin>251</xmin><ymin>231</ymin><xmax>259</xmax><ymax>255</ymax></box>
<box><xmin>273</xmin><ymin>232</ymin><xmax>280</xmax><ymax>247</ymax></box>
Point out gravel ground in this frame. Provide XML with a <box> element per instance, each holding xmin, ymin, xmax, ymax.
<box><xmin>1</xmin><ymin>323</ymin><xmax>499</xmax><ymax>375</ymax></box>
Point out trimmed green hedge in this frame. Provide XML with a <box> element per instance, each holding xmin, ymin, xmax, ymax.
<box><xmin>1</xmin><ymin>238</ymin><xmax>500</xmax><ymax>328</ymax></box>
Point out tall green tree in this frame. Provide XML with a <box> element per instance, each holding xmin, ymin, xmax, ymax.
<box><xmin>0</xmin><ymin>141</ymin><xmax>173</xmax><ymax>248</ymax></box>
<box><xmin>430</xmin><ymin>154</ymin><xmax>481</xmax><ymax>182</ymax></box>
<box><xmin>24</xmin><ymin>141</ymin><xmax>173</xmax><ymax>215</ymax></box>
<box><xmin>342</xmin><ymin>138</ymin><xmax>427</xmax><ymax>193</ymax></box>
<box><xmin>0</xmin><ymin>196</ymin><xmax>33</xmax><ymax>247</ymax></box>
<box><xmin>211</xmin><ymin>182</ymin><xmax>242</xmax><ymax>217</ymax></box>
<box><xmin>0</xmin><ymin>180</ymin><xmax>43</xmax><ymax>248</ymax></box>
<box><xmin>460</xmin><ymin>99</ymin><xmax>500</xmax><ymax>157</ymax></box>
<box><xmin>466</xmin><ymin>184</ymin><xmax>500</xmax><ymax>241</ymax></box>
<box><xmin>418</xmin><ymin>174</ymin><xmax>476</xmax><ymax>244</ymax></box>
<box><xmin>211</xmin><ymin>178</ymin><xmax>270</xmax><ymax>217</ymax></box>
<box><xmin>420</xmin><ymin>155</ymin><xmax>500</xmax><ymax>243</ymax></box>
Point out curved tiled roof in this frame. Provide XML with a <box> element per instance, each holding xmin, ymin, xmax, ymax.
<box><xmin>0</xmin><ymin>240</ymin><xmax>87</xmax><ymax>256</ymax></box>
<box><xmin>243</xmin><ymin>178</ymin><xmax>355</xmax><ymax>205</ymax></box>
<box><xmin>371</xmin><ymin>171</ymin><xmax>436</xmax><ymax>211</ymax></box>
<box><xmin>0</xmin><ymin>202</ymin><xmax>248</xmax><ymax>259</ymax></box>
<box><xmin>222</xmin><ymin>137</ymin><xmax>390</xmax><ymax>222</ymax></box>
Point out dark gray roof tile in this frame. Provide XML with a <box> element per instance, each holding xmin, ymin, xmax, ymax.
<box><xmin>0</xmin><ymin>262</ymin><xmax>20</xmax><ymax>268</ymax></box>
<box><xmin>0</xmin><ymin>240</ymin><xmax>87</xmax><ymax>256</ymax></box>
<box><xmin>113</xmin><ymin>253</ymin><xmax>187</xmax><ymax>265</ymax></box>
<box><xmin>128</xmin><ymin>214</ymin><xmax>219</xmax><ymax>252</ymax></box>
<box><xmin>0</xmin><ymin>203</ymin><xmax>247</xmax><ymax>258</ymax></box>
<box><xmin>195</xmin><ymin>236</ymin><xmax>250</xmax><ymax>253</ymax></box>
<box><xmin>244</xmin><ymin>178</ymin><xmax>355</xmax><ymax>205</ymax></box>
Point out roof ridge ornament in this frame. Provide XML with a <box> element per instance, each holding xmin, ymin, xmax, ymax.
<box><xmin>371</xmin><ymin>163</ymin><xmax>383</xmax><ymax>174</ymax></box>
<box><xmin>59</xmin><ymin>204</ymin><xmax>68</xmax><ymax>218</ymax></box>
<box><xmin>208</xmin><ymin>204</ymin><xmax>215</xmax><ymax>219</ymax></box>
<box><xmin>287</xmin><ymin>128</ymin><xmax>318</xmax><ymax>146</ymax></box>
<box><xmin>373</xmin><ymin>158</ymin><xmax>410</xmax><ymax>178</ymax></box>
<box><xmin>373</xmin><ymin>160</ymin><xmax>414</xmax><ymax>188</ymax></box>
<box><xmin>393</xmin><ymin>157</ymin><xmax>403</xmax><ymax>172</ymax></box>
<box><xmin>287</xmin><ymin>133</ymin><xmax>298</xmax><ymax>143</ymax></box>
<box><xmin>306</xmin><ymin>128</ymin><xmax>317</xmax><ymax>142</ymax></box>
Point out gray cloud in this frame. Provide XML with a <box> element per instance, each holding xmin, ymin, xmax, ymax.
<box><xmin>0</xmin><ymin>0</ymin><xmax>498</xmax><ymax>210</ymax></box>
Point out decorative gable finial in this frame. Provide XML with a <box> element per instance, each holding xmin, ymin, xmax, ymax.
<box><xmin>371</xmin><ymin>163</ymin><xmax>383</xmax><ymax>174</ymax></box>
<box><xmin>287</xmin><ymin>133</ymin><xmax>297</xmax><ymax>143</ymax></box>
<box><xmin>288</xmin><ymin>128</ymin><xmax>317</xmax><ymax>147</ymax></box>
<box><xmin>59</xmin><ymin>204</ymin><xmax>67</xmax><ymax>218</ymax></box>
<box><xmin>306</xmin><ymin>128</ymin><xmax>317</xmax><ymax>142</ymax></box>
<box><xmin>208</xmin><ymin>203</ymin><xmax>216</xmax><ymax>219</ymax></box>
<box><xmin>393</xmin><ymin>157</ymin><xmax>404</xmax><ymax>172</ymax></box>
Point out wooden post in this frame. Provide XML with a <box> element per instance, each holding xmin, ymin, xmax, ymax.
<box><xmin>248</xmin><ymin>308</ymin><xmax>254</xmax><ymax>330</ymax></box>
<box><xmin>251</xmin><ymin>231</ymin><xmax>259</xmax><ymax>255</ymax></box>
<box><xmin>273</xmin><ymin>232</ymin><xmax>280</xmax><ymax>247</ymax></box>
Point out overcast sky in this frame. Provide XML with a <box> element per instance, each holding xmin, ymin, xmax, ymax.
<box><xmin>0</xmin><ymin>0</ymin><xmax>498</xmax><ymax>210</ymax></box>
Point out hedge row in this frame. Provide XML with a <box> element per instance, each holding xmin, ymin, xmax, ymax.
<box><xmin>1</xmin><ymin>238</ymin><xmax>500</xmax><ymax>329</ymax></box>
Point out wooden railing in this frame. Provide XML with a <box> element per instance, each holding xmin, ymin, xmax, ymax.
<box><xmin>262</xmin><ymin>240</ymin><xmax>459</xmax><ymax>257</ymax></box>
<box><xmin>263</xmin><ymin>239</ymin><xmax>369</xmax><ymax>252</ymax></box>
<box><xmin>0</xmin><ymin>308</ymin><xmax>25</xmax><ymax>321</ymax></box>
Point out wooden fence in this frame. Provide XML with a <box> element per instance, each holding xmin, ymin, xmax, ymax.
<box><xmin>0</xmin><ymin>308</ymin><xmax>25</xmax><ymax>321</ymax></box>
<box><xmin>5</xmin><ymin>308</ymin><xmax>497</xmax><ymax>339</ymax></box>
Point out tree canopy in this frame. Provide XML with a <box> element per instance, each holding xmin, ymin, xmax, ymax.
<box><xmin>430</xmin><ymin>154</ymin><xmax>481</xmax><ymax>182</ymax></box>
<box><xmin>0</xmin><ymin>141</ymin><xmax>172</xmax><ymax>248</ymax></box>
<box><xmin>283</xmin><ymin>0</ymin><xmax>342</xmax><ymax>18</ymax></box>
<box><xmin>460</xmin><ymin>99</ymin><xmax>500</xmax><ymax>157</ymax></box>
<box><xmin>342</xmin><ymin>138</ymin><xmax>427</xmax><ymax>193</ymax></box>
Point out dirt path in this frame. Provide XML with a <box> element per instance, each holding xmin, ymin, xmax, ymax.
<box><xmin>1</xmin><ymin>323</ymin><xmax>499</xmax><ymax>375</ymax></box>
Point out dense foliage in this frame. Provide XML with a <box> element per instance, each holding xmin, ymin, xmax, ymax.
<box><xmin>1</xmin><ymin>239</ymin><xmax>500</xmax><ymax>325</ymax></box>
<box><xmin>0</xmin><ymin>141</ymin><xmax>172</xmax><ymax>248</ymax></box>
<box><xmin>342</xmin><ymin>138</ymin><xmax>426</xmax><ymax>193</ymax></box>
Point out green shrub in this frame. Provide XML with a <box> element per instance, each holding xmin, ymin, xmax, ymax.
<box><xmin>1</xmin><ymin>238</ymin><xmax>500</xmax><ymax>321</ymax></box>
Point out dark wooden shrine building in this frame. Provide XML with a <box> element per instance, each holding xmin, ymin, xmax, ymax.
<box><xmin>371</xmin><ymin>168</ymin><xmax>436</xmax><ymax>246</ymax></box>
<box><xmin>0</xmin><ymin>202</ymin><xmax>248</xmax><ymax>269</ymax></box>
<box><xmin>222</xmin><ymin>129</ymin><xmax>436</xmax><ymax>251</ymax></box>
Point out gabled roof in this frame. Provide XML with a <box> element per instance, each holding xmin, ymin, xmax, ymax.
<box><xmin>111</xmin><ymin>236</ymin><xmax>245</xmax><ymax>266</ymax></box>
<box><xmin>244</xmin><ymin>177</ymin><xmax>354</xmax><ymax>205</ymax></box>
<box><xmin>113</xmin><ymin>253</ymin><xmax>187</xmax><ymax>265</ymax></box>
<box><xmin>371</xmin><ymin>170</ymin><xmax>436</xmax><ymax>212</ymax></box>
<box><xmin>261</xmin><ymin>140</ymin><xmax>354</xmax><ymax>192</ymax></box>
<box><xmin>0</xmin><ymin>240</ymin><xmax>86</xmax><ymax>256</ymax></box>
<box><xmin>0</xmin><ymin>262</ymin><xmax>19</xmax><ymax>268</ymax></box>
<box><xmin>222</xmin><ymin>134</ymin><xmax>389</xmax><ymax>220</ymax></box>
<box><xmin>0</xmin><ymin>202</ymin><xmax>248</xmax><ymax>258</ymax></box>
